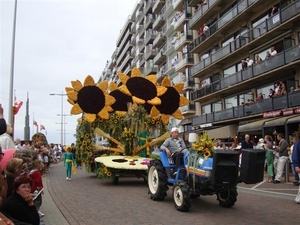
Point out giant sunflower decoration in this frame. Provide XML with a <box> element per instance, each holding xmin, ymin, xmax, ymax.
<box><xmin>109</xmin><ymin>82</ymin><xmax>133</xmax><ymax>113</ymax></box>
<box><xmin>66</xmin><ymin>76</ymin><xmax>115</xmax><ymax>123</ymax></box>
<box><xmin>118</xmin><ymin>67</ymin><xmax>167</xmax><ymax>117</ymax></box>
<box><xmin>153</xmin><ymin>76</ymin><xmax>189</xmax><ymax>125</ymax></box>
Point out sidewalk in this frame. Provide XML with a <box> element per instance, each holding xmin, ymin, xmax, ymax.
<box><xmin>39</xmin><ymin>167</ymin><xmax>69</xmax><ymax>225</ymax></box>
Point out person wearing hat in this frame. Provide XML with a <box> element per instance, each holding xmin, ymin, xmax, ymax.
<box><xmin>257</xmin><ymin>138</ymin><xmax>265</xmax><ymax>149</ymax></box>
<box><xmin>5</xmin><ymin>158</ymin><xmax>24</xmax><ymax>198</ymax></box>
<box><xmin>160</xmin><ymin>127</ymin><xmax>188</xmax><ymax>176</ymax></box>
<box><xmin>64</xmin><ymin>145</ymin><xmax>75</xmax><ymax>180</ymax></box>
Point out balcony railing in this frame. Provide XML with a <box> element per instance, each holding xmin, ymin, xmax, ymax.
<box><xmin>191</xmin><ymin>45</ymin><xmax>300</xmax><ymax>100</ymax></box>
<box><xmin>192</xmin><ymin>91</ymin><xmax>300</xmax><ymax>125</ymax></box>
<box><xmin>153</xmin><ymin>0</ymin><xmax>165</xmax><ymax>14</ymax></box>
<box><xmin>188</xmin><ymin>0</ymin><xmax>217</xmax><ymax>28</ymax></box>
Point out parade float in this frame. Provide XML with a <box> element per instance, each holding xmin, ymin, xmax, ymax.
<box><xmin>65</xmin><ymin>67</ymin><xmax>189</xmax><ymax>184</ymax></box>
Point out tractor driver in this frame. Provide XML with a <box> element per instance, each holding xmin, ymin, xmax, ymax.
<box><xmin>160</xmin><ymin>127</ymin><xmax>188</xmax><ymax>175</ymax></box>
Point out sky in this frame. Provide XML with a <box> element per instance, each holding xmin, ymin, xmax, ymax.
<box><xmin>0</xmin><ymin>0</ymin><xmax>137</xmax><ymax>145</ymax></box>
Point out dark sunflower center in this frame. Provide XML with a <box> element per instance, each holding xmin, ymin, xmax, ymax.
<box><xmin>110</xmin><ymin>90</ymin><xmax>133</xmax><ymax>111</ymax></box>
<box><xmin>127</xmin><ymin>77</ymin><xmax>157</xmax><ymax>100</ymax></box>
<box><xmin>77</xmin><ymin>86</ymin><xmax>105</xmax><ymax>114</ymax></box>
<box><xmin>156</xmin><ymin>87</ymin><xmax>180</xmax><ymax>114</ymax></box>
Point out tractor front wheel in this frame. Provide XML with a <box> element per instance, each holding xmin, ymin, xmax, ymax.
<box><xmin>173</xmin><ymin>181</ymin><xmax>191</xmax><ymax>212</ymax></box>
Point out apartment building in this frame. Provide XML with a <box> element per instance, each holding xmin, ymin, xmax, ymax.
<box><xmin>100</xmin><ymin>0</ymin><xmax>300</xmax><ymax>144</ymax></box>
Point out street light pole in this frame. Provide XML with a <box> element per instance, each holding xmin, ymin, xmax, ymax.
<box><xmin>50</xmin><ymin>91</ymin><xmax>66</xmax><ymax>146</ymax></box>
<box><xmin>8</xmin><ymin>0</ymin><xmax>18</xmax><ymax>124</ymax></box>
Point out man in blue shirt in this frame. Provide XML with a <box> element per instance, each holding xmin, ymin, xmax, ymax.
<box><xmin>292</xmin><ymin>131</ymin><xmax>300</xmax><ymax>204</ymax></box>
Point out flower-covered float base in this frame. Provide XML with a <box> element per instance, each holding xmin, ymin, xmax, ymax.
<box><xmin>95</xmin><ymin>156</ymin><xmax>151</xmax><ymax>184</ymax></box>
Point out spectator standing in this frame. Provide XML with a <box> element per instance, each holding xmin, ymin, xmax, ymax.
<box><xmin>265</xmin><ymin>143</ymin><xmax>274</xmax><ymax>182</ymax></box>
<box><xmin>271</xmin><ymin>46</ymin><xmax>277</xmax><ymax>56</ymax></box>
<box><xmin>5</xmin><ymin>158</ymin><xmax>24</xmax><ymax>198</ymax></box>
<box><xmin>29</xmin><ymin>159</ymin><xmax>44</xmax><ymax>217</ymax></box>
<box><xmin>0</xmin><ymin>123</ymin><xmax>15</xmax><ymax>151</ymax></box>
<box><xmin>265</xmin><ymin>51</ymin><xmax>271</xmax><ymax>59</ymax></box>
<box><xmin>241</xmin><ymin>134</ymin><xmax>254</xmax><ymax>149</ymax></box>
<box><xmin>273</xmin><ymin>133</ymin><xmax>289</xmax><ymax>184</ymax></box>
<box><xmin>255</xmin><ymin>54</ymin><xmax>262</xmax><ymax>64</ymax></box>
<box><xmin>290</xmin><ymin>137</ymin><xmax>299</xmax><ymax>186</ymax></box>
<box><xmin>292</xmin><ymin>130</ymin><xmax>300</xmax><ymax>203</ymax></box>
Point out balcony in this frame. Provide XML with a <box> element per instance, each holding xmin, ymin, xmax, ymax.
<box><xmin>144</xmin><ymin>16</ymin><xmax>155</xmax><ymax>30</ymax></box>
<box><xmin>175</xmin><ymin>55</ymin><xmax>194</xmax><ymax>73</ymax></box>
<box><xmin>140</xmin><ymin>56</ymin><xmax>146</xmax><ymax>66</ymax></box>
<box><xmin>183</xmin><ymin>79</ymin><xmax>194</xmax><ymax>92</ymax></box>
<box><xmin>153</xmin><ymin>0</ymin><xmax>165</xmax><ymax>14</ymax></box>
<box><xmin>188</xmin><ymin>0</ymin><xmax>219</xmax><ymax>30</ymax></box>
<box><xmin>138</xmin><ymin>25</ymin><xmax>145</xmax><ymax>37</ymax></box>
<box><xmin>145</xmin><ymin>32</ymin><xmax>156</xmax><ymax>45</ymax></box>
<box><xmin>162</xmin><ymin>22</ymin><xmax>174</xmax><ymax>37</ymax></box>
<box><xmin>164</xmin><ymin>43</ymin><xmax>175</xmax><ymax>56</ymax></box>
<box><xmin>137</xmin><ymin>39</ymin><xmax>145</xmax><ymax>52</ymax></box>
<box><xmin>181</xmin><ymin>104</ymin><xmax>196</xmax><ymax>116</ymax></box>
<box><xmin>144</xmin><ymin>66</ymin><xmax>158</xmax><ymax>76</ymax></box>
<box><xmin>154</xmin><ymin>46</ymin><xmax>167</xmax><ymax>65</ymax></box>
<box><xmin>192</xmin><ymin>91</ymin><xmax>300</xmax><ymax>125</ymax></box>
<box><xmin>174</xmin><ymin>10</ymin><xmax>192</xmax><ymax>32</ymax></box>
<box><xmin>163</xmin><ymin>0</ymin><xmax>174</xmax><ymax>18</ymax></box>
<box><xmin>153</xmin><ymin>31</ymin><xmax>166</xmax><ymax>48</ymax></box>
<box><xmin>153</xmin><ymin>14</ymin><xmax>165</xmax><ymax>30</ymax></box>
<box><xmin>174</xmin><ymin>33</ymin><xmax>193</xmax><ymax>52</ymax></box>
<box><xmin>191</xmin><ymin>45</ymin><xmax>300</xmax><ymax>102</ymax></box>
<box><xmin>173</xmin><ymin>0</ymin><xmax>184</xmax><ymax>12</ymax></box>
<box><xmin>144</xmin><ymin>1</ymin><xmax>153</xmax><ymax>14</ymax></box>
<box><xmin>145</xmin><ymin>48</ymin><xmax>157</xmax><ymax>60</ymax></box>
<box><xmin>164</xmin><ymin>64</ymin><xmax>175</xmax><ymax>76</ymax></box>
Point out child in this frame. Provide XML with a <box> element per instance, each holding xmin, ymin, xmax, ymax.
<box><xmin>64</xmin><ymin>145</ymin><xmax>75</xmax><ymax>180</ymax></box>
<box><xmin>29</xmin><ymin>159</ymin><xmax>44</xmax><ymax>217</ymax></box>
<box><xmin>265</xmin><ymin>143</ymin><xmax>274</xmax><ymax>182</ymax></box>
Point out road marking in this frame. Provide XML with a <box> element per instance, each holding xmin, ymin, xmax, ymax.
<box><xmin>259</xmin><ymin>188</ymin><xmax>298</xmax><ymax>191</ymax></box>
<box><xmin>251</xmin><ymin>180</ymin><xmax>265</xmax><ymax>189</ymax></box>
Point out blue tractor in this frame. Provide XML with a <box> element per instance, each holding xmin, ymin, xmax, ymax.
<box><xmin>147</xmin><ymin>149</ymin><xmax>265</xmax><ymax>212</ymax></box>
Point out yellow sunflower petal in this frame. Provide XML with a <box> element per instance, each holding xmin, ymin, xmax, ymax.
<box><xmin>85</xmin><ymin>113</ymin><xmax>96</xmax><ymax>123</ymax></box>
<box><xmin>118</xmin><ymin>72</ymin><xmax>129</xmax><ymax>84</ymax></box>
<box><xmin>105</xmin><ymin>105</ymin><xmax>113</xmax><ymax>112</ymax></box>
<box><xmin>119</xmin><ymin>84</ymin><xmax>131</xmax><ymax>96</ymax></box>
<box><xmin>67</xmin><ymin>90</ymin><xmax>78</xmax><ymax>101</ymax></box>
<box><xmin>98</xmin><ymin>108</ymin><xmax>109</xmax><ymax>119</ymax></box>
<box><xmin>145</xmin><ymin>75</ymin><xmax>157</xmax><ymax>84</ymax></box>
<box><xmin>132</xmin><ymin>96</ymin><xmax>145</xmax><ymax>104</ymax></box>
<box><xmin>131</xmin><ymin>67</ymin><xmax>142</xmax><ymax>77</ymax></box>
<box><xmin>65</xmin><ymin>87</ymin><xmax>73</xmax><ymax>93</ymax></box>
<box><xmin>67</xmin><ymin>98</ymin><xmax>75</xmax><ymax>105</ymax></box>
<box><xmin>179</xmin><ymin>96</ymin><xmax>189</xmax><ymax>107</ymax></box>
<box><xmin>109</xmin><ymin>82</ymin><xmax>118</xmax><ymax>92</ymax></box>
<box><xmin>173</xmin><ymin>83</ymin><xmax>184</xmax><ymax>93</ymax></box>
<box><xmin>172</xmin><ymin>109</ymin><xmax>183</xmax><ymax>120</ymax></box>
<box><xmin>147</xmin><ymin>97</ymin><xmax>161</xmax><ymax>105</ymax></box>
<box><xmin>150</xmin><ymin>106</ymin><xmax>160</xmax><ymax>117</ymax></box>
<box><xmin>98</xmin><ymin>80</ymin><xmax>108</xmax><ymax>92</ymax></box>
<box><xmin>71</xmin><ymin>103</ymin><xmax>83</xmax><ymax>115</ymax></box>
<box><xmin>157</xmin><ymin>86</ymin><xmax>167</xmax><ymax>96</ymax></box>
<box><xmin>84</xmin><ymin>75</ymin><xmax>95</xmax><ymax>86</ymax></box>
<box><xmin>161</xmin><ymin>114</ymin><xmax>170</xmax><ymax>125</ymax></box>
<box><xmin>105</xmin><ymin>94</ymin><xmax>116</xmax><ymax>105</ymax></box>
<box><xmin>161</xmin><ymin>76</ymin><xmax>172</xmax><ymax>87</ymax></box>
<box><xmin>71</xmin><ymin>80</ymin><xmax>83</xmax><ymax>92</ymax></box>
<box><xmin>116</xmin><ymin>111</ymin><xmax>126</xmax><ymax>116</ymax></box>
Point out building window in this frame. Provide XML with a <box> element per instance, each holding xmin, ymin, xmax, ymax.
<box><xmin>239</xmin><ymin>92</ymin><xmax>253</xmax><ymax>105</ymax></box>
<box><xmin>213</xmin><ymin>101</ymin><xmax>222</xmax><ymax>111</ymax></box>
<box><xmin>223</xmin><ymin>65</ymin><xmax>237</xmax><ymax>78</ymax></box>
<box><xmin>202</xmin><ymin>104</ymin><xmax>211</xmax><ymax>114</ymax></box>
<box><xmin>225</xmin><ymin>96</ymin><xmax>238</xmax><ymax>109</ymax></box>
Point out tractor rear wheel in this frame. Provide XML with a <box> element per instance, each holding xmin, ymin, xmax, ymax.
<box><xmin>173</xmin><ymin>181</ymin><xmax>191</xmax><ymax>212</ymax></box>
<box><xmin>217</xmin><ymin>187</ymin><xmax>237</xmax><ymax>207</ymax></box>
<box><xmin>148</xmin><ymin>160</ymin><xmax>168</xmax><ymax>200</ymax></box>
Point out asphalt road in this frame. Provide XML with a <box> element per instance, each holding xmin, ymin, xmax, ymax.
<box><xmin>43</xmin><ymin>162</ymin><xmax>299</xmax><ymax>225</ymax></box>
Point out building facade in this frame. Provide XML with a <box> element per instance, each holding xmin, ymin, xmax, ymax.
<box><xmin>100</xmin><ymin>0</ymin><xmax>300</xmax><ymax>145</ymax></box>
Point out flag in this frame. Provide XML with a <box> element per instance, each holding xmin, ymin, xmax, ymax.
<box><xmin>40</xmin><ymin>124</ymin><xmax>45</xmax><ymax>130</ymax></box>
<box><xmin>33</xmin><ymin>121</ymin><xmax>38</xmax><ymax>127</ymax></box>
<box><xmin>12</xmin><ymin>96</ymin><xmax>23</xmax><ymax>115</ymax></box>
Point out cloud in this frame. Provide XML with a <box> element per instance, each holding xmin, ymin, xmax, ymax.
<box><xmin>0</xmin><ymin>0</ymin><xmax>137</xmax><ymax>144</ymax></box>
